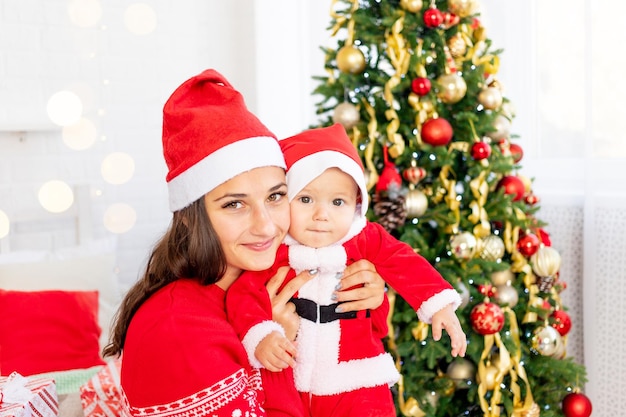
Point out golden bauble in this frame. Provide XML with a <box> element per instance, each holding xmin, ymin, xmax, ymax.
<box><xmin>531</xmin><ymin>325</ymin><xmax>561</xmax><ymax>356</ymax></box>
<box><xmin>530</xmin><ymin>245</ymin><xmax>562</xmax><ymax>278</ymax></box>
<box><xmin>446</xmin><ymin>358</ymin><xmax>476</xmax><ymax>389</ymax></box>
<box><xmin>400</xmin><ymin>0</ymin><xmax>423</xmax><ymax>13</ymax></box>
<box><xmin>490</xmin><ymin>269</ymin><xmax>514</xmax><ymax>286</ymax></box>
<box><xmin>332</xmin><ymin>102</ymin><xmax>360</xmax><ymax>130</ymax></box>
<box><xmin>436</xmin><ymin>73</ymin><xmax>467</xmax><ymax>104</ymax></box>
<box><xmin>404</xmin><ymin>189</ymin><xmax>428</xmax><ymax>218</ymax></box>
<box><xmin>448</xmin><ymin>0</ymin><xmax>478</xmax><ymax>17</ymax></box>
<box><xmin>450</xmin><ymin>231</ymin><xmax>477</xmax><ymax>260</ymax></box>
<box><xmin>478</xmin><ymin>87</ymin><xmax>503</xmax><ymax>110</ymax></box>
<box><xmin>336</xmin><ymin>45</ymin><xmax>366</xmax><ymax>74</ymax></box>
<box><xmin>478</xmin><ymin>364</ymin><xmax>499</xmax><ymax>391</ymax></box>
<box><xmin>447</xmin><ymin>33</ymin><xmax>467</xmax><ymax>58</ymax></box>
<box><xmin>486</xmin><ymin>114</ymin><xmax>511</xmax><ymax>139</ymax></box>
<box><xmin>479</xmin><ymin>235</ymin><xmax>505</xmax><ymax>261</ymax></box>
<box><xmin>495</xmin><ymin>284</ymin><xmax>519</xmax><ymax>307</ymax></box>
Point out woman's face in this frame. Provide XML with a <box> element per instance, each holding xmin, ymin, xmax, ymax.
<box><xmin>204</xmin><ymin>166</ymin><xmax>289</xmax><ymax>288</ymax></box>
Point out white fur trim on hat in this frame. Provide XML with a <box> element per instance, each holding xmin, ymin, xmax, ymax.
<box><xmin>167</xmin><ymin>136</ymin><xmax>285</xmax><ymax>211</ymax></box>
<box><xmin>285</xmin><ymin>150</ymin><xmax>369</xmax><ymax>218</ymax></box>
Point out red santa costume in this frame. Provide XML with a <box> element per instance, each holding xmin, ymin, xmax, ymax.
<box><xmin>120</xmin><ymin>69</ymin><xmax>303</xmax><ymax>417</ymax></box>
<box><xmin>227</xmin><ymin>124</ymin><xmax>462</xmax><ymax>417</ymax></box>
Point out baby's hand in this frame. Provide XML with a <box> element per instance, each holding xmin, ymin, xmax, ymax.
<box><xmin>255</xmin><ymin>331</ymin><xmax>298</xmax><ymax>372</ymax></box>
<box><xmin>431</xmin><ymin>304</ymin><xmax>467</xmax><ymax>357</ymax></box>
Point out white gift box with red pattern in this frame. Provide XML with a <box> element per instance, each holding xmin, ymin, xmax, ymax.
<box><xmin>0</xmin><ymin>372</ymin><xmax>58</xmax><ymax>417</ymax></box>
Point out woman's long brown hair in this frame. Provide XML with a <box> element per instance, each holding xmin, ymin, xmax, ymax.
<box><xmin>102</xmin><ymin>197</ymin><xmax>226</xmax><ymax>357</ymax></box>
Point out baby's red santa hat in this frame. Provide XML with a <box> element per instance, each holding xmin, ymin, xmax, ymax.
<box><xmin>279</xmin><ymin>123</ymin><xmax>368</xmax><ymax>218</ymax></box>
<box><xmin>162</xmin><ymin>69</ymin><xmax>286</xmax><ymax>212</ymax></box>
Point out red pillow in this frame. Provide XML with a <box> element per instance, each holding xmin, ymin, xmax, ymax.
<box><xmin>0</xmin><ymin>289</ymin><xmax>106</xmax><ymax>376</ymax></box>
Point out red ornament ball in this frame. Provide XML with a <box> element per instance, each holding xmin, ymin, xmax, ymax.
<box><xmin>421</xmin><ymin>118</ymin><xmax>453</xmax><ymax>146</ymax></box>
<box><xmin>497</xmin><ymin>175</ymin><xmax>525</xmax><ymax>201</ymax></box>
<box><xmin>509</xmin><ymin>143</ymin><xmax>524</xmax><ymax>163</ymax></box>
<box><xmin>517</xmin><ymin>232</ymin><xmax>540</xmax><ymax>257</ymax></box>
<box><xmin>525</xmin><ymin>194</ymin><xmax>540</xmax><ymax>205</ymax></box>
<box><xmin>562</xmin><ymin>392</ymin><xmax>592</xmax><ymax>417</ymax></box>
<box><xmin>536</xmin><ymin>228</ymin><xmax>552</xmax><ymax>246</ymax></box>
<box><xmin>423</xmin><ymin>8</ymin><xmax>444</xmax><ymax>28</ymax></box>
<box><xmin>550</xmin><ymin>310</ymin><xmax>572</xmax><ymax>336</ymax></box>
<box><xmin>411</xmin><ymin>77</ymin><xmax>432</xmax><ymax>96</ymax></box>
<box><xmin>471</xmin><ymin>142</ymin><xmax>491</xmax><ymax>160</ymax></box>
<box><xmin>470</xmin><ymin>302</ymin><xmax>504</xmax><ymax>335</ymax></box>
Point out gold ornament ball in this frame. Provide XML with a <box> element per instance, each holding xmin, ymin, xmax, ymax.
<box><xmin>478</xmin><ymin>87</ymin><xmax>503</xmax><ymax>110</ymax></box>
<box><xmin>518</xmin><ymin>174</ymin><xmax>532</xmax><ymax>193</ymax></box>
<box><xmin>530</xmin><ymin>245</ymin><xmax>561</xmax><ymax>278</ymax></box>
<box><xmin>551</xmin><ymin>333</ymin><xmax>566</xmax><ymax>359</ymax></box>
<box><xmin>448</xmin><ymin>0</ymin><xmax>478</xmax><ymax>17</ymax></box>
<box><xmin>424</xmin><ymin>390</ymin><xmax>439</xmax><ymax>408</ymax></box>
<box><xmin>336</xmin><ymin>45</ymin><xmax>366</xmax><ymax>74</ymax></box>
<box><xmin>446</xmin><ymin>358</ymin><xmax>476</xmax><ymax>389</ymax></box>
<box><xmin>450</xmin><ymin>231</ymin><xmax>477</xmax><ymax>260</ymax></box>
<box><xmin>478</xmin><ymin>364</ymin><xmax>499</xmax><ymax>391</ymax></box>
<box><xmin>495</xmin><ymin>284</ymin><xmax>518</xmax><ymax>307</ymax></box>
<box><xmin>436</xmin><ymin>73</ymin><xmax>467</xmax><ymax>104</ymax></box>
<box><xmin>404</xmin><ymin>189</ymin><xmax>428</xmax><ymax>218</ymax></box>
<box><xmin>332</xmin><ymin>102</ymin><xmax>360</xmax><ymax>130</ymax></box>
<box><xmin>531</xmin><ymin>325</ymin><xmax>561</xmax><ymax>356</ymax></box>
<box><xmin>480</xmin><ymin>235</ymin><xmax>505</xmax><ymax>261</ymax></box>
<box><xmin>400</xmin><ymin>0</ymin><xmax>423</xmax><ymax>13</ymax></box>
<box><xmin>447</xmin><ymin>33</ymin><xmax>467</xmax><ymax>58</ymax></box>
<box><xmin>486</xmin><ymin>114</ymin><xmax>512</xmax><ymax>139</ymax></box>
<box><xmin>491</xmin><ymin>269</ymin><xmax>514</xmax><ymax>286</ymax></box>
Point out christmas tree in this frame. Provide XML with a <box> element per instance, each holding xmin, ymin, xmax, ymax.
<box><xmin>310</xmin><ymin>1</ymin><xmax>590</xmax><ymax>416</ymax></box>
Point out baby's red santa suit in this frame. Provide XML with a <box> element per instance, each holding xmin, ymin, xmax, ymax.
<box><xmin>228</xmin><ymin>124</ymin><xmax>462</xmax><ymax>409</ymax></box>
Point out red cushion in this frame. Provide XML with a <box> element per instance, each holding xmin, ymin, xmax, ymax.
<box><xmin>0</xmin><ymin>289</ymin><xmax>106</xmax><ymax>376</ymax></box>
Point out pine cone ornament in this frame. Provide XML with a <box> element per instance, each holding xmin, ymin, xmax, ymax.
<box><xmin>536</xmin><ymin>275</ymin><xmax>556</xmax><ymax>293</ymax></box>
<box><xmin>372</xmin><ymin>191</ymin><xmax>407</xmax><ymax>232</ymax></box>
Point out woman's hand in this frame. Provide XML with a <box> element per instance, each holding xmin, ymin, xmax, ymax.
<box><xmin>265</xmin><ymin>266</ymin><xmax>314</xmax><ymax>340</ymax></box>
<box><xmin>332</xmin><ymin>259</ymin><xmax>386</xmax><ymax>313</ymax></box>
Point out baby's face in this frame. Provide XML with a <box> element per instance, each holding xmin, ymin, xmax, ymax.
<box><xmin>289</xmin><ymin>167</ymin><xmax>358</xmax><ymax>248</ymax></box>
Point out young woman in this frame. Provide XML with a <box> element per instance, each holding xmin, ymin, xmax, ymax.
<box><xmin>103</xmin><ymin>69</ymin><xmax>385</xmax><ymax>417</ymax></box>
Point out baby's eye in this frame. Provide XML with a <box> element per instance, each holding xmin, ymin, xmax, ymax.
<box><xmin>299</xmin><ymin>196</ymin><xmax>312</xmax><ymax>204</ymax></box>
<box><xmin>333</xmin><ymin>199</ymin><xmax>345</xmax><ymax>206</ymax></box>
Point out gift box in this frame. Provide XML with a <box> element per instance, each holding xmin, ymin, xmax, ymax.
<box><xmin>0</xmin><ymin>372</ymin><xmax>58</xmax><ymax>417</ymax></box>
<box><xmin>80</xmin><ymin>358</ymin><xmax>122</xmax><ymax>417</ymax></box>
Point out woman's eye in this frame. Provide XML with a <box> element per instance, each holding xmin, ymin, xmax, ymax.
<box><xmin>268</xmin><ymin>191</ymin><xmax>286</xmax><ymax>202</ymax></box>
<box><xmin>223</xmin><ymin>201</ymin><xmax>243</xmax><ymax>209</ymax></box>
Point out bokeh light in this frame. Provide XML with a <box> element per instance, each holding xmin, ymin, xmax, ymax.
<box><xmin>62</xmin><ymin>117</ymin><xmax>98</xmax><ymax>150</ymax></box>
<box><xmin>67</xmin><ymin>0</ymin><xmax>102</xmax><ymax>28</ymax></box>
<box><xmin>38</xmin><ymin>181</ymin><xmax>74</xmax><ymax>213</ymax></box>
<box><xmin>47</xmin><ymin>91</ymin><xmax>83</xmax><ymax>126</ymax></box>
<box><xmin>101</xmin><ymin>152</ymin><xmax>135</xmax><ymax>184</ymax></box>
<box><xmin>124</xmin><ymin>3</ymin><xmax>157</xmax><ymax>35</ymax></box>
<box><xmin>104</xmin><ymin>203</ymin><xmax>137</xmax><ymax>234</ymax></box>
<box><xmin>0</xmin><ymin>210</ymin><xmax>9</xmax><ymax>239</ymax></box>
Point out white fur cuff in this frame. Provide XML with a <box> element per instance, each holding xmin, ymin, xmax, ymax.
<box><xmin>241</xmin><ymin>320</ymin><xmax>285</xmax><ymax>369</ymax></box>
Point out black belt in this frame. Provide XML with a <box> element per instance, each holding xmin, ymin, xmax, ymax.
<box><xmin>290</xmin><ymin>298</ymin><xmax>370</xmax><ymax>323</ymax></box>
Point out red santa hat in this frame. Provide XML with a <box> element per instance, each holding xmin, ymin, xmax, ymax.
<box><xmin>162</xmin><ymin>69</ymin><xmax>286</xmax><ymax>212</ymax></box>
<box><xmin>279</xmin><ymin>123</ymin><xmax>368</xmax><ymax>218</ymax></box>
